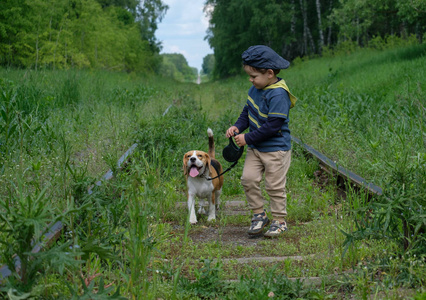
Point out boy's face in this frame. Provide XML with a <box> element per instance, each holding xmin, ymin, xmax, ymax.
<box><xmin>244</xmin><ymin>65</ymin><xmax>276</xmax><ymax>90</ymax></box>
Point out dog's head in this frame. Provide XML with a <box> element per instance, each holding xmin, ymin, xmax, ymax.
<box><xmin>183</xmin><ymin>150</ymin><xmax>211</xmax><ymax>178</ymax></box>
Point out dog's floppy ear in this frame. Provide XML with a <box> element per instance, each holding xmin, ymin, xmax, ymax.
<box><xmin>183</xmin><ymin>153</ymin><xmax>189</xmax><ymax>176</ymax></box>
<box><xmin>205</xmin><ymin>153</ymin><xmax>211</xmax><ymax>170</ymax></box>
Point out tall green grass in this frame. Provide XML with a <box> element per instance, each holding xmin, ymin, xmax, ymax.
<box><xmin>1</xmin><ymin>44</ymin><xmax>425</xmax><ymax>298</ymax></box>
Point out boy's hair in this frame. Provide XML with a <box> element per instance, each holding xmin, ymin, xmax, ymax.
<box><xmin>243</xmin><ymin>63</ymin><xmax>280</xmax><ymax>75</ymax></box>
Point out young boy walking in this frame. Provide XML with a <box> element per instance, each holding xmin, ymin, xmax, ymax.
<box><xmin>226</xmin><ymin>45</ymin><xmax>297</xmax><ymax>237</ymax></box>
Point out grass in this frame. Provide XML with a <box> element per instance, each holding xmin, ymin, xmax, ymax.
<box><xmin>0</xmin><ymin>44</ymin><xmax>425</xmax><ymax>298</ymax></box>
<box><xmin>288</xmin><ymin>45</ymin><xmax>426</xmax><ymax>184</ymax></box>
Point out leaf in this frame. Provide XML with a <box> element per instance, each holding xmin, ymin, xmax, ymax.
<box><xmin>0</xmin><ymin>109</ymin><xmax>7</xmax><ymax>122</ymax></box>
<box><xmin>6</xmin><ymin>289</ymin><xmax>32</xmax><ymax>300</ymax></box>
<box><xmin>7</xmin><ymin>123</ymin><xmax>17</xmax><ymax>137</ymax></box>
<box><xmin>81</xmin><ymin>239</ymin><xmax>116</xmax><ymax>261</ymax></box>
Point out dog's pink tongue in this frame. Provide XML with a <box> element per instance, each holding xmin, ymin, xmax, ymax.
<box><xmin>189</xmin><ymin>166</ymin><xmax>199</xmax><ymax>177</ymax></box>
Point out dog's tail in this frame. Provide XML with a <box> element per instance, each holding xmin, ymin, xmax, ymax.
<box><xmin>207</xmin><ymin>128</ymin><xmax>215</xmax><ymax>159</ymax></box>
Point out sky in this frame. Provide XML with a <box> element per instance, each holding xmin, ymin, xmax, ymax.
<box><xmin>156</xmin><ymin>0</ymin><xmax>213</xmax><ymax>72</ymax></box>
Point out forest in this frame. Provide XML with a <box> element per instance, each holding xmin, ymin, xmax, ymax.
<box><xmin>0</xmin><ymin>0</ymin><xmax>168</xmax><ymax>72</ymax></box>
<box><xmin>1</xmin><ymin>0</ymin><xmax>425</xmax><ymax>78</ymax></box>
<box><xmin>205</xmin><ymin>0</ymin><xmax>425</xmax><ymax>77</ymax></box>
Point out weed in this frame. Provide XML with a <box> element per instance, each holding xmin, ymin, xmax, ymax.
<box><xmin>0</xmin><ymin>45</ymin><xmax>424</xmax><ymax>297</ymax></box>
<box><xmin>0</xmin><ymin>80</ymin><xmax>19</xmax><ymax>158</ymax></box>
<box><xmin>178</xmin><ymin>259</ymin><xmax>230</xmax><ymax>298</ymax></box>
<box><xmin>67</xmin><ymin>276</ymin><xmax>127</xmax><ymax>300</ymax></box>
<box><xmin>227</xmin><ymin>266</ymin><xmax>306</xmax><ymax>299</ymax></box>
<box><xmin>0</xmin><ymin>183</ymin><xmax>83</xmax><ymax>296</ymax></box>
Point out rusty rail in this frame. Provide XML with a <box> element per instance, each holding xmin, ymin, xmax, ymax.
<box><xmin>291</xmin><ymin>136</ymin><xmax>382</xmax><ymax>196</ymax></box>
<box><xmin>0</xmin><ymin>143</ymin><xmax>139</xmax><ymax>284</ymax></box>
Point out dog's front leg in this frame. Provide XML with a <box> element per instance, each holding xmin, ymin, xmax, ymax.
<box><xmin>188</xmin><ymin>193</ymin><xmax>197</xmax><ymax>224</ymax></box>
<box><xmin>207</xmin><ymin>194</ymin><xmax>216</xmax><ymax>222</ymax></box>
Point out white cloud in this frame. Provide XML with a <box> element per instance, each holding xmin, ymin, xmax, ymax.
<box><xmin>168</xmin><ymin>45</ymin><xmax>188</xmax><ymax>57</ymax></box>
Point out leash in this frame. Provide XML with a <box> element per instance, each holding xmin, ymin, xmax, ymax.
<box><xmin>204</xmin><ymin>132</ymin><xmax>243</xmax><ymax>181</ymax></box>
<box><xmin>205</xmin><ymin>160</ymin><xmax>239</xmax><ymax>181</ymax></box>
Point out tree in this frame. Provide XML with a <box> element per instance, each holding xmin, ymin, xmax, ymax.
<box><xmin>95</xmin><ymin>0</ymin><xmax>138</xmax><ymax>12</ymax></box>
<box><xmin>315</xmin><ymin>0</ymin><xmax>325</xmax><ymax>52</ymax></box>
<box><xmin>159</xmin><ymin>53</ymin><xmax>197</xmax><ymax>82</ymax></box>
<box><xmin>330</xmin><ymin>0</ymin><xmax>424</xmax><ymax>45</ymax></box>
<box><xmin>0</xmin><ymin>0</ymin><xmax>33</xmax><ymax>67</ymax></box>
<box><xmin>205</xmin><ymin>0</ymin><xmax>293</xmax><ymax>78</ymax></box>
<box><xmin>0</xmin><ymin>0</ymin><xmax>168</xmax><ymax>72</ymax></box>
<box><xmin>201</xmin><ymin>54</ymin><xmax>215</xmax><ymax>76</ymax></box>
<box><xmin>137</xmin><ymin>0</ymin><xmax>168</xmax><ymax>52</ymax></box>
<box><xmin>204</xmin><ymin>0</ymin><xmax>423</xmax><ymax>79</ymax></box>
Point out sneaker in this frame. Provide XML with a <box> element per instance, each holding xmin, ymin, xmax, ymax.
<box><xmin>247</xmin><ymin>211</ymin><xmax>270</xmax><ymax>236</ymax></box>
<box><xmin>264</xmin><ymin>220</ymin><xmax>287</xmax><ymax>238</ymax></box>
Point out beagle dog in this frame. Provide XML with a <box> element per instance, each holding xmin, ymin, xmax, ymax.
<box><xmin>183</xmin><ymin>128</ymin><xmax>224</xmax><ymax>224</ymax></box>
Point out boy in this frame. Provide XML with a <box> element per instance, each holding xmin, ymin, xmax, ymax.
<box><xmin>226</xmin><ymin>45</ymin><xmax>296</xmax><ymax>237</ymax></box>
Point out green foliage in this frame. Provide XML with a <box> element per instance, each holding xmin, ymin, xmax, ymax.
<box><xmin>159</xmin><ymin>53</ymin><xmax>198</xmax><ymax>82</ymax></box>
<box><xmin>67</xmin><ymin>276</ymin><xmax>127</xmax><ymax>300</ymax></box>
<box><xmin>285</xmin><ymin>44</ymin><xmax>425</xmax><ymax>287</ymax></box>
<box><xmin>0</xmin><ymin>80</ymin><xmax>18</xmax><ymax>156</ymax></box>
<box><xmin>0</xmin><ymin>45</ymin><xmax>425</xmax><ymax>296</ymax></box>
<box><xmin>396</xmin><ymin>0</ymin><xmax>426</xmax><ymax>24</ymax></box>
<box><xmin>0</xmin><ymin>0</ymin><xmax>168</xmax><ymax>72</ymax></box>
<box><xmin>205</xmin><ymin>0</ymin><xmax>425</xmax><ymax>79</ymax></box>
<box><xmin>331</xmin><ymin>0</ymin><xmax>424</xmax><ymax>46</ymax></box>
<box><xmin>341</xmin><ymin>120</ymin><xmax>426</xmax><ymax>258</ymax></box>
<box><xmin>0</xmin><ymin>184</ymin><xmax>83</xmax><ymax>296</ymax></box>
<box><xmin>0</xmin><ymin>69</ymin><xmax>172</xmax><ymax>297</ymax></box>
<box><xmin>201</xmin><ymin>53</ymin><xmax>215</xmax><ymax>77</ymax></box>
<box><xmin>178</xmin><ymin>259</ymin><xmax>230</xmax><ymax>298</ymax></box>
<box><xmin>96</xmin><ymin>0</ymin><xmax>139</xmax><ymax>12</ymax></box>
<box><xmin>136</xmin><ymin>0</ymin><xmax>169</xmax><ymax>52</ymax></box>
<box><xmin>226</xmin><ymin>266</ymin><xmax>307</xmax><ymax>299</ymax></box>
<box><xmin>206</xmin><ymin>0</ymin><xmax>294</xmax><ymax>77</ymax></box>
<box><xmin>338</xmin><ymin>254</ymin><xmax>425</xmax><ymax>297</ymax></box>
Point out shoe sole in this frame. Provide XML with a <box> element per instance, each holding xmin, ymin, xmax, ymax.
<box><xmin>264</xmin><ymin>228</ymin><xmax>287</xmax><ymax>238</ymax></box>
<box><xmin>247</xmin><ymin>219</ymin><xmax>270</xmax><ymax>236</ymax></box>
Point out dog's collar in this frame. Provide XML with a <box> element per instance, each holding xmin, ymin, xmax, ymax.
<box><xmin>200</xmin><ymin>174</ymin><xmax>209</xmax><ymax>180</ymax></box>
<box><xmin>199</xmin><ymin>167</ymin><xmax>209</xmax><ymax>179</ymax></box>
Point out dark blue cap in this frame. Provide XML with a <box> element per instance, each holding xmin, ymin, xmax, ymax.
<box><xmin>242</xmin><ymin>45</ymin><xmax>290</xmax><ymax>70</ymax></box>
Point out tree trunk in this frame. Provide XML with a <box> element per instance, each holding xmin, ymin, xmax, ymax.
<box><xmin>35</xmin><ymin>27</ymin><xmax>39</xmax><ymax>71</ymax></box>
<box><xmin>315</xmin><ymin>0</ymin><xmax>324</xmax><ymax>53</ymax></box>
<box><xmin>327</xmin><ymin>0</ymin><xmax>333</xmax><ymax>46</ymax></box>
<box><xmin>54</xmin><ymin>23</ymin><xmax>63</xmax><ymax>70</ymax></box>
<box><xmin>49</xmin><ymin>18</ymin><xmax>52</xmax><ymax>42</ymax></box>
<box><xmin>283</xmin><ymin>0</ymin><xmax>298</xmax><ymax>59</ymax></box>
<box><xmin>299</xmin><ymin>0</ymin><xmax>308</xmax><ymax>55</ymax></box>
<box><xmin>416</xmin><ymin>22</ymin><xmax>422</xmax><ymax>43</ymax></box>
<box><xmin>356</xmin><ymin>16</ymin><xmax>360</xmax><ymax>45</ymax></box>
<box><xmin>291</xmin><ymin>0</ymin><xmax>296</xmax><ymax>36</ymax></box>
<box><xmin>307</xmin><ymin>27</ymin><xmax>317</xmax><ymax>54</ymax></box>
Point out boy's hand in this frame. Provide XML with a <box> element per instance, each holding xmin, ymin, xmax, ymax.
<box><xmin>234</xmin><ymin>134</ymin><xmax>246</xmax><ymax>147</ymax></box>
<box><xmin>226</xmin><ymin>126</ymin><xmax>239</xmax><ymax>138</ymax></box>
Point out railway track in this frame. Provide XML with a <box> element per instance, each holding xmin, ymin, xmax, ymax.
<box><xmin>0</xmin><ymin>137</ymin><xmax>382</xmax><ymax>284</ymax></box>
<box><xmin>291</xmin><ymin>136</ymin><xmax>382</xmax><ymax>196</ymax></box>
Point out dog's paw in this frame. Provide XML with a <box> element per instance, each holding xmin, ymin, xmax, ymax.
<box><xmin>189</xmin><ymin>218</ymin><xmax>198</xmax><ymax>225</ymax></box>
<box><xmin>198</xmin><ymin>207</ymin><xmax>206</xmax><ymax>215</ymax></box>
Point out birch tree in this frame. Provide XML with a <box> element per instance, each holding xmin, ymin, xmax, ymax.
<box><xmin>315</xmin><ymin>0</ymin><xmax>324</xmax><ymax>52</ymax></box>
<box><xmin>299</xmin><ymin>0</ymin><xmax>316</xmax><ymax>54</ymax></box>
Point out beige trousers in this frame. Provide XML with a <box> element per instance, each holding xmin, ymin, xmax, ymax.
<box><xmin>241</xmin><ymin>147</ymin><xmax>291</xmax><ymax>222</ymax></box>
